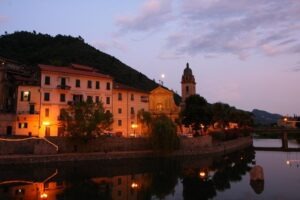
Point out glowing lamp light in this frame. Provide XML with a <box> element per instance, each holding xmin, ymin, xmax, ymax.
<box><xmin>40</xmin><ymin>192</ymin><xmax>48</xmax><ymax>199</ymax></box>
<box><xmin>199</xmin><ymin>171</ymin><xmax>206</xmax><ymax>178</ymax></box>
<box><xmin>43</xmin><ymin>121</ymin><xmax>50</xmax><ymax>126</ymax></box>
<box><xmin>286</xmin><ymin>160</ymin><xmax>290</xmax><ymax>165</ymax></box>
<box><xmin>131</xmin><ymin>182</ymin><xmax>139</xmax><ymax>189</ymax></box>
<box><xmin>131</xmin><ymin>124</ymin><xmax>138</xmax><ymax>129</ymax></box>
<box><xmin>161</xmin><ymin>74</ymin><xmax>165</xmax><ymax>79</ymax></box>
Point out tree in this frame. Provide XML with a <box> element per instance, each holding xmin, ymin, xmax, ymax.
<box><xmin>60</xmin><ymin>99</ymin><xmax>113</xmax><ymax>141</ymax></box>
<box><xmin>181</xmin><ymin>95</ymin><xmax>212</xmax><ymax>135</ymax></box>
<box><xmin>150</xmin><ymin>115</ymin><xmax>179</xmax><ymax>151</ymax></box>
<box><xmin>211</xmin><ymin>102</ymin><xmax>231</xmax><ymax>128</ymax></box>
<box><xmin>137</xmin><ymin>109</ymin><xmax>152</xmax><ymax>136</ymax></box>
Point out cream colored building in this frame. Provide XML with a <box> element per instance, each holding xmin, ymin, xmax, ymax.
<box><xmin>38</xmin><ymin>64</ymin><xmax>113</xmax><ymax>137</ymax></box>
<box><xmin>112</xmin><ymin>82</ymin><xmax>149</xmax><ymax>137</ymax></box>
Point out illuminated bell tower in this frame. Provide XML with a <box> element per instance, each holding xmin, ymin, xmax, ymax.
<box><xmin>181</xmin><ymin>62</ymin><xmax>196</xmax><ymax>103</ymax></box>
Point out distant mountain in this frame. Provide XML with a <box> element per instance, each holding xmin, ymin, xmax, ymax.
<box><xmin>0</xmin><ymin>31</ymin><xmax>159</xmax><ymax>92</ymax></box>
<box><xmin>252</xmin><ymin>109</ymin><xmax>282</xmax><ymax>125</ymax></box>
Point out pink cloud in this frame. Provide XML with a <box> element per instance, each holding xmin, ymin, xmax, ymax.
<box><xmin>116</xmin><ymin>0</ymin><xmax>173</xmax><ymax>33</ymax></box>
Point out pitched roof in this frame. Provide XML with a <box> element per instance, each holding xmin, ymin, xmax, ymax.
<box><xmin>39</xmin><ymin>64</ymin><xmax>112</xmax><ymax>79</ymax></box>
<box><xmin>113</xmin><ymin>82</ymin><xmax>149</xmax><ymax>93</ymax></box>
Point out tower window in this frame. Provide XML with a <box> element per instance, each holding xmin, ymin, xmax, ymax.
<box><xmin>186</xmin><ymin>86</ymin><xmax>189</xmax><ymax>93</ymax></box>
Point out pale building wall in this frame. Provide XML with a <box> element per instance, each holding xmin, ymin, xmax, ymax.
<box><xmin>39</xmin><ymin>67</ymin><xmax>113</xmax><ymax>137</ymax></box>
<box><xmin>15</xmin><ymin>85</ymin><xmax>40</xmax><ymax>136</ymax></box>
<box><xmin>112</xmin><ymin>88</ymin><xmax>149</xmax><ymax>137</ymax></box>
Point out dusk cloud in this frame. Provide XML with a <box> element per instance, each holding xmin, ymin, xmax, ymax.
<box><xmin>168</xmin><ymin>0</ymin><xmax>300</xmax><ymax>59</ymax></box>
<box><xmin>116</xmin><ymin>0</ymin><xmax>173</xmax><ymax>33</ymax></box>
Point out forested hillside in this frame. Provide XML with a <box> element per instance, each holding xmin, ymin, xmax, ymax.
<box><xmin>0</xmin><ymin>31</ymin><xmax>158</xmax><ymax>92</ymax></box>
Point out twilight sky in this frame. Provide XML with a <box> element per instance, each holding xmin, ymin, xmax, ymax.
<box><xmin>1</xmin><ymin>0</ymin><xmax>300</xmax><ymax>115</ymax></box>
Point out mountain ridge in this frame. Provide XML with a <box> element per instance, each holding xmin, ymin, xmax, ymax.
<box><xmin>0</xmin><ymin>31</ymin><xmax>159</xmax><ymax>92</ymax></box>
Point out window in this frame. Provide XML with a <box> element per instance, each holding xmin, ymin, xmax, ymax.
<box><xmin>95</xmin><ymin>96</ymin><xmax>100</xmax><ymax>103</ymax></box>
<box><xmin>131</xmin><ymin>107</ymin><xmax>135</xmax><ymax>115</ymax></box>
<box><xmin>18</xmin><ymin>123</ymin><xmax>28</xmax><ymax>129</ymax></box>
<box><xmin>118</xmin><ymin>108</ymin><xmax>122</xmax><ymax>114</ymax></box>
<box><xmin>87</xmin><ymin>96</ymin><xmax>93</xmax><ymax>102</ymax></box>
<box><xmin>44</xmin><ymin>92</ymin><xmax>50</xmax><ymax>101</ymax></box>
<box><xmin>29</xmin><ymin>104</ymin><xmax>35</xmax><ymax>114</ymax></box>
<box><xmin>131</xmin><ymin>94</ymin><xmax>134</xmax><ymax>101</ymax></box>
<box><xmin>96</xmin><ymin>81</ymin><xmax>100</xmax><ymax>89</ymax></box>
<box><xmin>21</xmin><ymin>91</ymin><xmax>31</xmax><ymax>101</ymax></box>
<box><xmin>60</xmin><ymin>94</ymin><xmax>66</xmax><ymax>102</ymax></box>
<box><xmin>186</xmin><ymin>86</ymin><xmax>189</xmax><ymax>93</ymax></box>
<box><xmin>45</xmin><ymin>76</ymin><xmax>50</xmax><ymax>85</ymax></box>
<box><xmin>87</xmin><ymin>80</ymin><xmax>92</xmax><ymax>88</ymax></box>
<box><xmin>73</xmin><ymin>95</ymin><xmax>83</xmax><ymax>103</ymax></box>
<box><xmin>118</xmin><ymin>93</ymin><xmax>122</xmax><ymax>101</ymax></box>
<box><xmin>45</xmin><ymin>108</ymin><xmax>49</xmax><ymax>117</ymax></box>
<box><xmin>118</xmin><ymin>178</ymin><xmax>122</xmax><ymax>185</ymax></box>
<box><xmin>118</xmin><ymin>120</ymin><xmax>122</xmax><ymax>126</ymax></box>
<box><xmin>141</xmin><ymin>95</ymin><xmax>149</xmax><ymax>103</ymax></box>
<box><xmin>76</xmin><ymin>79</ymin><xmax>80</xmax><ymax>88</ymax></box>
<box><xmin>106</xmin><ymin>82</ymin><xmax>111</xmax><ymax>90</ymax></box>
<box><xmin>106</xmin><ymin>97</ymin><xmax>110</xmax><ymax>105</ymax></box>
<box><xmin>61</xmin><ymin>77</ymin><xmax>66</xmax><ymax>86</ymax></box>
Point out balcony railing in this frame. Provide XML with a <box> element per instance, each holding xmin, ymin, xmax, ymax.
<box><xmin>57</xmin><ymin>85</ymin><xmax>71</xmax><ymax>90</ymax></box>
<box><xmin>17</xmin><ymin>111</ymin><xmax>40</xmax><ymax>115</ymax></box>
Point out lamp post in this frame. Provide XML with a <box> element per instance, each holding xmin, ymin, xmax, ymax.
<box><xmin>131</xmin><ymin>123</ymin><xmax>138</xmax><ymax>137</ymax></box>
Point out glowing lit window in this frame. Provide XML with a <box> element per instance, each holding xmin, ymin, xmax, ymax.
<box><xmin>21</xmin><ymin>91</ymin><xmax>31</xmax><ymax>101</ymax></box>
<box><xmin>18</xmin><ymin>123</ymin><xmax>28</xmax><ymax>129</ymax></box>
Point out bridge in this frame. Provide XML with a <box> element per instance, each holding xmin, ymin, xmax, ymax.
<box><xmin>254</xmin><ymin>132</ymin><xmax>300</xmax><ymax>152</ymax></box>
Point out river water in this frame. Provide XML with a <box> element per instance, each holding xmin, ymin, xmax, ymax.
<box><xmin>0</xmin><ymin>139</ymin><xmax>299</xmax><ymax>200</ymax></box>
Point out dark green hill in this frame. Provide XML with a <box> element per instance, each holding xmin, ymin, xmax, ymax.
<box><xmin>0</xmin><ymin>31</ymin><xmax>158</xmax><ymax>92</ymax></box>
<box><xmin>252</xmin><ymin>109</ymin><xmax>282</xmax><ymax>125</ymax></box>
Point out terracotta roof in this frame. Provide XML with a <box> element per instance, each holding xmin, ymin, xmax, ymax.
<box><xmin>113</xmin><ymin>82</ymin><xmax>149</xmax><ymax>93</ymax></box>
<box><xmin>39</xmin><ymin>64</ymin><xmax>112</xmax><ymax>79</ymax></box>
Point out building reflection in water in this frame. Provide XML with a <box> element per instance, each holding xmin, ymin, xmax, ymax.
<box><xmin>0</xmin><ymin>148</ymin><xmax>255</xmax><ymax>200</ymax></box>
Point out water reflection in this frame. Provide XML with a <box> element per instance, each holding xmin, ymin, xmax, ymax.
<box><xmin>0</xmin><ymin>149</ymin><xmax>255</xmax><ymax>200</ymax></box>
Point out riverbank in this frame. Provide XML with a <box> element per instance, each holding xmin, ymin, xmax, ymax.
<box><xmin>0</xmin><ymin>136</ymin><xmax>252</xmax><ymax>165</ymax></box>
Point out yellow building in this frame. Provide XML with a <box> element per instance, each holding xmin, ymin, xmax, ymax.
<box><xmin>112</xmin><ymin>82</ymin><xmax>149</xmax><ymax>137</ymax></box>
<box><xmin>149</xmin><ymin>86</ymin><xmax>180</xmax><ymax>122</ymax></box>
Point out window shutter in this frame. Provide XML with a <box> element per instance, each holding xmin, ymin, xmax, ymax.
<box><xmin>21</xmin><ymin>91</ymin><xmax>24</xmax><ymax>101</ymax></box>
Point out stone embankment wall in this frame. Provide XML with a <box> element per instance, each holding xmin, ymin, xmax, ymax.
<box><xmin>0</xmin><ymin>136</ymin><xmax>252</xmax><ymax>164</ymax></box>
<box><xmin>0</xmin><ymin>139</ymin><xmax>57</xmax><ymax>155</ymax></box>
<box><xmin>0</xmin><ymin>135</ymin><xmax>212</xmax><ymax>155</ymax></box>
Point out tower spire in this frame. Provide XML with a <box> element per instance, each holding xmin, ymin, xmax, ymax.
<box><xmin>181</xmin><ymin>62</ymin><xmax>196</xmax><ymax>103</ymax></box>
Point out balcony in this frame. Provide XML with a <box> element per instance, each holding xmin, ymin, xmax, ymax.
<box><xmin>17</xmin><ymin>111</ymin><xmax>40</xmax><ymax>115</ymax></box>
<box><xmin>57</xmin><ymin>85</ymin><xmax>71</xmax><ymax>90</ymax></box>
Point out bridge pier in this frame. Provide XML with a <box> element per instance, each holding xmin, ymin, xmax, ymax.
<box><xmin>281</xmin><ymin>132</ymin><xmax>288</xmax><ymax>150</ymax></box>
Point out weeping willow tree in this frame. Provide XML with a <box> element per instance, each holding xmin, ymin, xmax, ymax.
<box><xmin>137</xmin><ymin>109</ymin><xmax>152</xmax><ymax>136</ymax></box>
<box><xmin>150</xmin><ymin>114</ymin><xmax>179</xmax><ymax>151</ymax></box>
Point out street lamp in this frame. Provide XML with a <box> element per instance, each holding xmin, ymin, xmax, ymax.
<box><xmin>131</xmin><ymin>123</ymin><xmax>138</xmax><ymax>137</ymax></box>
